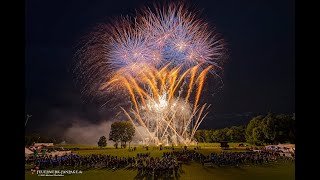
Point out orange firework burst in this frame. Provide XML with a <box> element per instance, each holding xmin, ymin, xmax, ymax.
<box><xmin>74</xmin><ymin>1</ymin><xmax>226</xmax><ymax>101</ymax></box>
<box><xmin>99</xmin><ymin>64</ymin><xmax>212</xmax><ymax>145</ymax></box>
<box><xmin>73</xmin><ymin>1</ymin><xmax>227</xmax><ymax>145</ymax></box>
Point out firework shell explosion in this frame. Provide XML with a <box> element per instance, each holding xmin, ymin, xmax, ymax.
<box><xmin>101</xmin><ymin>64</ymin><xmax>212</xmax><ymax>145</ymax></box>
<box><xmin>74</xmin><ymin>2</ymin><xmax>227</xmax><ymax>145</ymax></box>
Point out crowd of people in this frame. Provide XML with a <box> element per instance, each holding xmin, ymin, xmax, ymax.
<box><xmin>26</xmin><ymin>154</ymin><xmax>137</xmax><ymax>170</ymax></box>
<box><xmin>200</xmin><ymin>151</ymin><xmax>294</xmax><ymax>167</ymax></box>
<box><xmin>135</xmin><ymin>153</ymin><xmax>182</xmax><ymax>179</ymax></box>
<box><xmin>26</xmin><ymin>152</ymin><xmax>182</xmax><ymax>179</ymax></box>
<box><xmin>25</xmin><ymin>147</ymin><xmax>294</xmax><ymax>179</ymax></box>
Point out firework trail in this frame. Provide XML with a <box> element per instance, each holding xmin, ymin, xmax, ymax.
<box><xmin>100</xmin><ymin>64</ymin><xmax>211</xmax><ymax>145</ymax></box>
<box><xmin>137</xmin><ymin>2</ymin><xmax>226</xmax><ymax>71</ymax></box>
<box><xmin>74</xmin><ymin>2</ymin><xmax>226</xmax><ymax>98</ymax></box>
<box><xmin>74</xmin><ymin>1</ymin><xmax>227</xmax><ymax>145</ymax></box>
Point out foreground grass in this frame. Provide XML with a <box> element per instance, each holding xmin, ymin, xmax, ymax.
<box><xmin>26</xmin><ymin>144</ymin><xmax>294</xmax><ymax>180</ymax></box>
<box><xmin>181</xmin><ymin>161</ymin><xmax>294</xmax><ymax>180</ymax></box>
<box><xmin>25</xmin><ymin>160</ymin><xmax>294</xmax><ymax>180</ymax></box>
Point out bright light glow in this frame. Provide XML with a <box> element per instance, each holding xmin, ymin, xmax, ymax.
<box><xmin>104</xmin><ymin>64</ymin><xmax>211</xmax><ymax>145</ymax></box>
<box><xmin>74</xmin><ymin>2</ymin><xmax>226</xmax><ymax>146</ymax></box>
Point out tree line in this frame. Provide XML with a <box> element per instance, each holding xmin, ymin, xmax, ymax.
<box><xmin>194</xmin><ymin>113</ymin><xmax>295</xmax><ymax>145</ymax></box>
<box><xmin>25</xmin><ymin>113</ymin><xmax>294</xmax><ymax>147</ymax></box>
<box><xmin>194</xmin><ymin>126</ymin><xmax>246</xmax><ymax>143</ymax></box>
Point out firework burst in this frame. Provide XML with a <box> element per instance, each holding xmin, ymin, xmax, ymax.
<box><xmin>74</xmin><ymin>1</ymin><xmax>227</xmax><ymax>145</ymax></box>
<box><xmin>74</xmin><ymin>2</ymin><xmax>226</xmax><ymax>90</ymax></box>
<box><xmin>100</xmin><ymin>64</ymin><xmax>211</xmax><ymax>145</ymax></box>
<box><xmin>137</xmin><ymin>2</ymin><xmax>226</xmax><ymax>72</ymax></box>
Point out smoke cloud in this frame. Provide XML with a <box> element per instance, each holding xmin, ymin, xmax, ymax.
<box><xmin>64</xmin><ymin>120</ymin><xmax>114</xmax><ymax>145</ymax></box>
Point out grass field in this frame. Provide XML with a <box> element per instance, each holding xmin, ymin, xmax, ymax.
<box><xmin>53</xmin><ymin>143</ymin><xmax>254</xmax><ymax>149</ymax></box>
<box><xmin>25</xmin><ymin>143</ymin><xmax>295</xmax><ymax>180</ymax></box>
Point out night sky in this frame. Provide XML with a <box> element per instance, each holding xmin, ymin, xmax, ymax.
<box><xmin>26</xmin><ymin>0</ymin><xmax>294</xmax><ymax>135</ymax></box>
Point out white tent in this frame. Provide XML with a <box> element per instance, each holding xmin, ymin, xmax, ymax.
<box><xmin>34</xmin><ymin>143</ymin><xmax>54</xmax><ymax>147</ymax></box>
<box><xmin>25</xmin><ymin>147</ymin><xmax>33</xmax><ymax>157</ymax></box>
<box><xmin>277</xmin><ymin>144</ymin><xmax>295</xmax><ymax>149</ymax></box>
<box><xmin>48</xmin><ymin>151</ymin><xmax>72</xmax><ymax>157</ymax></box>
<box><xmin>265</xmin><ymin>145</ymin><xmax>278</xmax><ymax>151</ymax></box>
<box><xmin>265</xmin><ymin>144</ymin><xmax>295</xmax><ymax>153</ymax></box>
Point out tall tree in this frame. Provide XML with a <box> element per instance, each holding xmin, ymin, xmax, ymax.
<box><xmin>120</xmin><ymin>121</ymin><xmax>135</xmax><ymax>148</ymax></box>
<box><xmin>220</xmin><ymin>128</ymin><xmax>229</xmax><ymax>141</ymax></box>
<box><xmin>245</xmin><ymin>115</ymin><xmax>264</xmax><ymax>144</ymax></box>
<box><xmin>226</xmin><ymin>127</ymin><xmax>235</xmax><ymax>142</ymax></box>
<box><xmin>194</xmin><ymin>130</ymin><xmax>201</xmax><ymax>142</ymax></box>
<box><xmin>235</xmin><ymin>126</ymin><xmax>246</xmax><ymax>142</ymax></box>
<box><xmin>200</xmin><ymin>130</ymin><xmax>207</xmax><ymax>142</ymax></box>
<box><xmin>194</xmin><ymin>130</ymin><xmax>206</xmax><ymax>142</ymax></box>
<box><xmin>109</xmin><ymin>122</ymin><xmax>122</xmax><ymax>148</ymax></box>
<box><xmin>252</xmin><ymin>126</ymin><xmax>265</xmax><ymax>145</ymax></box>
<box><xmin>98</xmin><ymin>136</ymin><xmax>107</xmax><ymax>148</ymax></box>
<box><xmin>262</xmin><ymin>113</ymin><xmax>277</xmax><ymax>144</ymax></box>
<box><xmin>275</xmin><ymin>114</ymin><xmax>293</xmax><ymax>143</ymax></box>
<box><xmin>109</xmin><ymin>121</ymin><xmax>135</xmax><ymax>148</ymax></box>
<box><xmin>227</xmin><ymin>126</ymin><xmax>245</xmax><ymax>142</ymax></box>
<box><xmin>205</xmin><ymin>130</ymin><xmax>212</xmax><ymax>143</ymax></box>
<box><xmin>211</xmin><ymin>129</ymin><xmax>220</xmax><ymax>142</ymax></box>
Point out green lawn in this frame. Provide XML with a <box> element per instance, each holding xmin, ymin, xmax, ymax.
<box><xmin>26</xmin><ymin>144</ymin><xmax>294</xmax><ymax>180</ymax></box>
<box><xmin>53</xmin><ymin>142</ymin><xmax>255</xmax><ymax>149</ymax></box>
<box><xmin>53</xmin><ymin>145</ymin><xmax>251</xmax><ymax>158</ymax></box>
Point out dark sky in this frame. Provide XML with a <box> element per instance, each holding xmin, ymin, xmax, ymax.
<box><xmin>25</xmin><ymin>0</ymin><xmax>294</xmax><ymax>134</ymax></box>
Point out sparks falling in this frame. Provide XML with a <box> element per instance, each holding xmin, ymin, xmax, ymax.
<box><xmin>99</xmin><ymin>64</ymin><xmax>211</xmax><ymax>145</ymax></box>
<box><xmin>74</xmin><ymin>1</ymin><xmax>227</xmax><ymax>145</ymax></box>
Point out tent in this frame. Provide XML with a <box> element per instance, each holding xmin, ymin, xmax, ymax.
<box><xmin>48</xmin><ymin>151</ymin><xmax>72</xmax><ymax>157</ymax></box>
<box><xmin>265</xmin><ymin>144</ymin><xmax>295</xmax><ymax>153</ymax></box>
<box><xmin>34</xmin><ymin>143</ymin><xmax>54</xmax><ymax>147</ymax></box>
<box><xmin>25</xmin><ymin>147</ymin><xmax>33</xmax><ymax>157</ymax></box>
<box><xmin>277</xmin><ymin>144</ymin><xmax>295</xmax><ymax>149</ymax></box>
<box><xmin>265</xmin><ymin>145</ymin><xmax>278</xmax><ymax>151</ymax></box>
<box><xmin>276</xmin><ymin>144</ymin><xmax>295</xmax><ymax>153</ymax></box>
